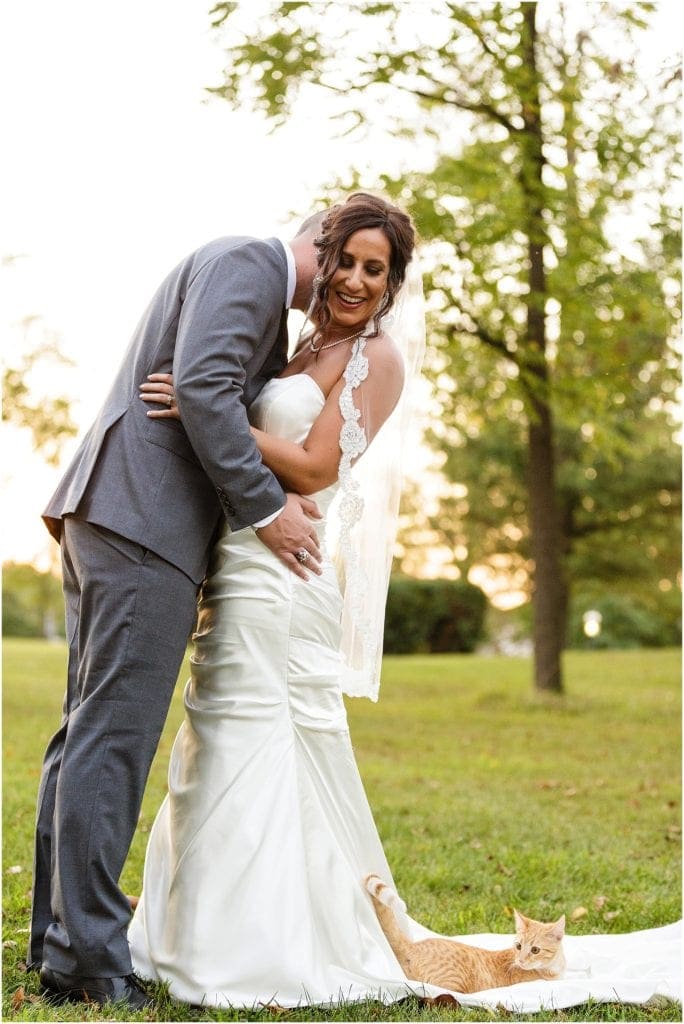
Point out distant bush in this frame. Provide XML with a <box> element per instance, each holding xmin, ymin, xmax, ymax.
<box><xmin>384</xmin><ymin>576</ymin><xmax>487</xmax><ymax>654</ymax></box>
<box><xmin>568</xmin><ymin>592</ymin><xmax>681</xmax><ymax>649</ymax></box>
<box><xmin>2</xmin><ymin>562</ymin><xmax>65</xmax><ymax>639</ymax></box>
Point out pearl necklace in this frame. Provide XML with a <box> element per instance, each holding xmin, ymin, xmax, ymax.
<box><xmin>309</xmin><ymin>326</ymin><xmax>366</xmax><ymax>353</ymax></box>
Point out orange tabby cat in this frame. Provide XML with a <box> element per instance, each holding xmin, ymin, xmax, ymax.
<box><xmin>365</xmin><ymin>875</ymin><xmax>566</xmax><ymax>994</ymax></box>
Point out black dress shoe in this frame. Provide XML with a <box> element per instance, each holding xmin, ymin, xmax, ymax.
<box><xmin>40</xmin><ymin>965</ymin><xmax>153</xmax><ymax>1009</ymax></box>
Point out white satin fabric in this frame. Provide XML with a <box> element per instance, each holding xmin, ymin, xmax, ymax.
<box><xmin>128</xmin><ymin>375</ymin><xmax>417</xmax><ymax>1007</ymax></box>
<box><xmin>128</xmin><ymin>374</ymin><xmax>681</xmax><ymax>1011</ymax></box>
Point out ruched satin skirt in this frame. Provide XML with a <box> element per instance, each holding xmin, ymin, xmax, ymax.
<box><xmin>127</xmin><ymin>527</ymin><xmax>415</xmax><ymax>1008</ymax></box>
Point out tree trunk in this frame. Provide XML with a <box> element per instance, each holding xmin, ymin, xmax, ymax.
<box><xmin>520</xmin><ymin>3</ymin><xmax>566</xmax><ymax>693</ymax></box>
<box><xmin>528</xmin><ymin>404</ymin><xmax>566</xmax><ymax>691</ymax></box>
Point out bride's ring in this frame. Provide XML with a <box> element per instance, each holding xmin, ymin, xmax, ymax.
<box><xmin>295</xmin><ymin>549</ymin><xmax>309</xmax><ymax>565</ymax></box>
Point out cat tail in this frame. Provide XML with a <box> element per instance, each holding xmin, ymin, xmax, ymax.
<box><xmin>364</xmin><ymin>875</ymin><xmax>413</xmax><ymax>956</ymax></box>
<box><xmin>365</xmin><ymin>874</ymin><xmax>407</xmax><ymax>913</ymax></box>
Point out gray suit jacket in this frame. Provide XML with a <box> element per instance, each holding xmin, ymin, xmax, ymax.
<box><xmin>43</xmin><ymin>236</ymin><xmax>290</xmax><ymax>583</ymax></box>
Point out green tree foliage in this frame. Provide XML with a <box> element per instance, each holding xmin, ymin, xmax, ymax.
<box><xmin>2</xmin><ymin>562</ymin><xmax>65</xmax><ymax>639</ymax></box>
<box><xmin>567</xmin><ymin>592</ymin><xmax>680</xmax><ymax>649</ymax></box>
<box><xmin>208</xmin><ymin>1</ymin><xmax>680</xmax><ymax>689</ymax></box>
<box><xmin>2</xmin><ymin>321</ymin><xmax>77</xmax><ymax>466</ymax></box>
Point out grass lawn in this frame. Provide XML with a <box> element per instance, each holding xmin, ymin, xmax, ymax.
<box><xmin>2</xmin><ymin>640</ymin><xmax>681</xmax><ymax>1021</ymax></box>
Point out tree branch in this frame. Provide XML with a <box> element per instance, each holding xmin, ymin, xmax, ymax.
<box><xmin>445</xmin><ymin>320</ymin><xmax>520</xmax><ymax>366</ymax></box>
<box><xmin>409</xmin><ymin>85</ymin><xmax>522</xmax><ymax>133</ymax></box>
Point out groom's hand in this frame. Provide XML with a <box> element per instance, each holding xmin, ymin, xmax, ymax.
<box><xmin>255</xmin><ymin>494</ymin><xmax>323</xmax><ymax>580</ymax></box>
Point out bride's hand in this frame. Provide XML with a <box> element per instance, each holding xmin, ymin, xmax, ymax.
<box><xmin>139</xmin><ymin>373</ymin><xmax>181</xmax><ymax>419</ymax></box>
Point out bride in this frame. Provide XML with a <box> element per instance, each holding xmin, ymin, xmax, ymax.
<box><xmin>129</xmin><ymin>192</ymin><xmax>428</xmax><ymax>1007</ymax></box>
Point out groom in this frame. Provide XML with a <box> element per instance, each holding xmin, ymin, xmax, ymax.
<box><xmin>32</xmin><ymin>217</ymin><xmax>326</xmax><ymax>1010</ymax></box>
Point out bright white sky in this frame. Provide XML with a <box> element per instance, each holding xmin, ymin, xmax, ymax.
<box><xmin>2</xmin><ymin>0</ymin><xmax>369</xmax><ymax>567</ymax></box>
<box><xmin>1</xmin><ymin>0</ymin><xmax>679</xmax><ymax>571</ymax></box>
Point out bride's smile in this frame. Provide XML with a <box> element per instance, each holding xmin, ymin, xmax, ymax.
<box><xmin>327</xmin><ymin>227</ymin><xmax>391</xmax><ymax>330</ymax></box>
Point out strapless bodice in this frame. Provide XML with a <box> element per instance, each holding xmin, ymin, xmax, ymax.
<box><xmin>250</xmin><ymin>374</ymin><xmax>339</xmax><ymax>516</ymax></box>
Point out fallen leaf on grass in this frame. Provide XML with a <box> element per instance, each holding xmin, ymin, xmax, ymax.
<box><xmin>423</xmin><ymin>994</ymin><xmax>460</xmax><ymax>1007</ymax></box>
<box><xmin>497</xmin><ymin>862</ymin><xmax>514</xmax><ymax>877</ymax></box>
<box><xmin>12</xmin><ymin>988</ymin><xmax>35</xmax><ymax>1010</ymax></box>
<box><xmin>593</xmin><ymin>895</ymin><xmax>608</xmax><ymax>910</ymax></box>
<box><xmin>570</xmin><ymin>906</ymin><xmax>588</xmax><ymax>921</ymax></box>
<box><xmin>3</xmin><ymin>939</ymin><xmax>18</xmax><ymax>949</ymax></box>
<box><xmin>603</xmin><ymin>910</ymin><xmax>621</xmax><ymax>922</ymax></box>
<box><xmin>536</xmin><ymin>780</ymin><xmax>578</xmax><ymax>796</ymax></box>
<box><xmin>5</xmin><ymin>865</ymin><xmax>23</xmax><ymax>875</ymax></box>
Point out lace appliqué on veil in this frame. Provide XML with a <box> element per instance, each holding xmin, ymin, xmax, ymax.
<box><xmin>332</xmin><ymin>265</ymin><xmax>426</xmax><ymax>701</ymax></box>
<box><xmin>334</xmin><ymin>337</ymin><xmax>381</xmax><ymax>699</ymax></box>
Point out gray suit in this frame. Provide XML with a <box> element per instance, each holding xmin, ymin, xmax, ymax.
<box><xmin>31</xmin><ymin>236</ymin><xmax>291</xmax><ymax>977</ymax></box>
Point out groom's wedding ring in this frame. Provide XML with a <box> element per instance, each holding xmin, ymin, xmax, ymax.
<box><xmin>295</xmin><ymin>549</ymin><xmax>309</xmax><ymax>565</ymax></box>
<box><xmin>167</xmin><ymin>393</ymin><xmax>174</xmax><ymax>406</ymax></box>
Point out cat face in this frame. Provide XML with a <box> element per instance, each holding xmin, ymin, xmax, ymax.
<box><xmin>512</xmin><ymin>909</ymin><xmax>566</xmax><ymax>970</ymax></box>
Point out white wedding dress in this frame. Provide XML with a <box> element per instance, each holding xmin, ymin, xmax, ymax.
<box><xmin>128</xmin><ymin>373</ymin><xmax>418</xmax><ymax>1008</ymax></box>
<box><xmin>128</xmin><ymin>373</ymin><xmax>681</xmax><ymax>1013</ymax></box>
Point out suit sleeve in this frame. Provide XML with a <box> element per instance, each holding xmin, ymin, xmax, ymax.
<box><xmin>173</xmin><ymin>240</ymin><xmax>287</xmax><ymax>530</ymax></box>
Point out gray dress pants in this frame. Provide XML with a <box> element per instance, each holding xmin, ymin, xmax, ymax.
<box><xmin>30</xmin><ymin>516</ymin><xmax>199</xmax><ymax>976</ymax></box>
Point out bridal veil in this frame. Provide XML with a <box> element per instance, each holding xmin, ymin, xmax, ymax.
<box><xmin>329</xmin><ymin>260</ymin><xmax>426</xmax><ymax>700</ymax></box>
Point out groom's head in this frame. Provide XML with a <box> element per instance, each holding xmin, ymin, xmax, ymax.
<box><xmin>295</xmin><ymin>210</ymin><xmax>328</xmax><ymax>238</ymax></box>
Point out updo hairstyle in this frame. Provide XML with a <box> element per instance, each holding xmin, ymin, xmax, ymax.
<box><xmin>310</xmin><ymin>192</ymin><xmax>416</xmax><ymax>337</ymax></box>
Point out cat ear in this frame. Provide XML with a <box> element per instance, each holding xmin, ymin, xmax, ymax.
<box><xmin>513</xmin><ymin>909</ymin><xmax>525</xmax><ymax>930</ymax></box>
<box><xmin>550</xmin><ymin>914</ymin><xmax>566</xmax><ymax>940</ymax></box>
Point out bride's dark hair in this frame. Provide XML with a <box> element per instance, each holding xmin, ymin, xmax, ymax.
<box><xmin>310</xmin><ymin>193</ymin><xmax>416</xmax><ymax>337</ymax></box>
